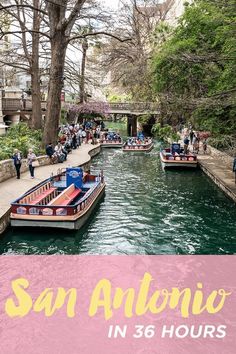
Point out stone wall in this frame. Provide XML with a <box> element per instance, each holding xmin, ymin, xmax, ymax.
<box><xmin>0</xmin><ymin>155</ymin><xmax>50</xmax><ymax>183</ymax></box>
<box><xmin>0</xmin><ymin>145</ymin><xmax>101</xmax><ymax>183</ymax></box>
<box><xmin>208</xmin><ymin>146</ymin><xmax>233</xmax><ymax>169</ymax></box>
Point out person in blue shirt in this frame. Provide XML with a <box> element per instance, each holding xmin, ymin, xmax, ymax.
<box><xmin>183</xmin><ymin>136</ymin><xmax>190</xmax><ymax>154</ymax></box>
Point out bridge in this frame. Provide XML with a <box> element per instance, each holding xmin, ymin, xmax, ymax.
<box><xmin>0</xmin><ymin>98</ymin><xmax>160</xmax><ymax>135</ymax></box>
<box><xmin>97</xmin><ymin>102</ymin><xmax>160</xmax><ymax>115</ymax></box>
<box><xmin>1</xmin><ymin>98</ymin><xmax>160</xmax><ymax>115</ymax></box>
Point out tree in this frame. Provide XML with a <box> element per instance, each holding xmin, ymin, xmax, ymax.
<box><xmin>44</xmin><ymin>0</ymin><xmax>128</xmax><ymax>145</ymax></box>
<box><xmin>0</xmin><ymin>0</ymin><xmax>46</xmax><ymax>129</ymax></box>
<box><xmin>1</xmin><ymin>0</ymin><xmax>130</xmax><ymax>144</ymax></box>
<box><xmin>97</xmin><ymin>0</ymin><xmax>174</xmax><ymax>101</ymax></box>
<box><xmin>152</xmin><ymin>0</ymin><xmax>236</xmax><ymax>135</ymax></box>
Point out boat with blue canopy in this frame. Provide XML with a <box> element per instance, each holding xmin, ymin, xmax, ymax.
<box><xmin>160</xmin><ymin>143</ymin><xmax>198</xmax><ymax>169</ymax></box>
<box><xmin>100</xmin><ymin>131</ymin><xmax>123</xmax><ymax>148</ymax></box>
<box><xmin>10</xmin><ymin>167</ymin><xmax>105</xmax><ymax>230</ymax></box>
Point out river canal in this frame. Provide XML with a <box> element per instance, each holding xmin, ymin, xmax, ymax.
<box><xmin>1</xmin><ymin>135</ymin><xmax>236</xmax><ymax>255</ymax></box>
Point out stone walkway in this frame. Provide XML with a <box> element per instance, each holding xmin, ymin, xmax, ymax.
<box><xmin>178</xmin><ymin>134</ymin><xmax>236</xmax><ymax>203</ymax></box>
<box><xmin>0</xmin><ymin>143</ymin><xmax>100</xmax><ymax>232</ymax></box>
<box><xmin>198</xmin><ymin>152</ymin><xmax>236</xmax><ymax>203</ymax></box>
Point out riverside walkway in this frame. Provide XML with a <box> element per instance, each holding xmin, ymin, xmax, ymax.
<box><xmin>178</xmin><ymin>133</ymin><xmax>236</xmax><ymax>203</ymax></box>
<box><xmin>0</xmin><ymin>143</ymin><xmax>101</xmax><ymax>234</ymax></box>
<box><xmin>198</xmin><ymin>152</ymin><xmax>236</xmax><ymax>203</ymax></box>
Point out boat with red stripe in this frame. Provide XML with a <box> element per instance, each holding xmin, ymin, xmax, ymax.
<box><xmin>10</xmin><ymin>167</ymin><xmax>105</xmax><ymax>230</ymax></box>
<box><xmin>160</xmin><ymin>143</ymin><xmax>198</xmax><ymax>169</ymax></box>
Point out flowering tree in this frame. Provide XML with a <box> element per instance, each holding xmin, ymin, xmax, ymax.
<box><xmin>67</xmin><ymin>102</ymin><xmax>111</xmax><ymax>121</ymax></box>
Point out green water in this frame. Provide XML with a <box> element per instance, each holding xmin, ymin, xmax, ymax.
<box><xmin>1</xmin><ymin>125</ymin><xmax>236</xmax><ymax>254</ymax></box>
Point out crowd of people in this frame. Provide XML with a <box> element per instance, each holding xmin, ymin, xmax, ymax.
<box><xmin>126</xmin><ymin>136</ymin><xmax>150</xmax><ymax>146</ymax></box>
<box><xmin>102</xmin><ymin>131</ymin><xmax>122</xmax><ymax>142</ymax></box>
<box><xmin>12</xmin><ymin>120</ymin><xmax>105</xmax><ymax>180</ymax></box>
<box><xmin>182</xmin><ymin>126</ymin><xmax>208</xmax><ymax>155</ymax></box>
<box><xmin>45</xmin><ymin>121</ymin><xmax>105</xmax><ymax>164</ymax></box>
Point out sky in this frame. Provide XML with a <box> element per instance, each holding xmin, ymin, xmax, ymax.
<box><xmin>101</xmin><ymin>0</ymin><xmax>120</xmax><ymax>9</ymax></box>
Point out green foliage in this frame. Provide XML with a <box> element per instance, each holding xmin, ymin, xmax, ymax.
<box><xmin>152</xmin><ymin>123</ymin><xmax>179</xmax><ymax>142</ymax></box>
<box><xmin>152</xmin><ymin>0</ymin><xmax>236</xmax><ymax>136</ymax></box>
<box><xmin>107</xmin><ymin>93</ymin><xmax>132</xmax><ymax>103</ymax></box>
<box><xmin>0</xmin><ymin>123</ymin><xmax>43</xmax><ymax>160</ymax></box>
<box><xmin>208</xmin><ymin>135</ymin><xmax>236</xmax><ymax>152</ymax></box>
<box><xmin>138</xmin><ymin>114</ymin><xmax>152</xmax><ymax>125</ymax></box>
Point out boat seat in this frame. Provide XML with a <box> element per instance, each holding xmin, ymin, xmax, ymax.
<box><xmin>59</xmin><ymin>188</ymin><xmax>82</xmax><ymax>206</ymax></box>
<box><xmin>28</xmin><ymin>187</ymin><xmax>56</xmax><ymax>205</ymax></box>
<box><xmin>48</xmin><ymin>184</ymin><xmax>81</xmax><ymax>206</ymax></box>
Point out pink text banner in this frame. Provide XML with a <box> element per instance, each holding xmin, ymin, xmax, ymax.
<box><xmin>0</xmin><ymin>256</ymin><xmax>235</xmax><ymax>354</ymax></box>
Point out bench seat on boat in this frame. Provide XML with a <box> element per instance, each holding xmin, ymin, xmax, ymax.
<box><xmin>59</xmin><ymin>189</ymin><xmax>82</xmax><ymax>206</ymax></box>
<box><xmin>48</xmin><ymin>184</ymin><xmax>82</xmax><ymax>206</ymax></box>
<box><xmin>28</xmin><ymin>187</ymin><xmax>56</xmax><ymax>205</ymax></box>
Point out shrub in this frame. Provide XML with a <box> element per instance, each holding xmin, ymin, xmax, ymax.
<box><xmin>0</xmin><ymin>123</ymin><xmax>44</xmax><ymax>160</ymax></box>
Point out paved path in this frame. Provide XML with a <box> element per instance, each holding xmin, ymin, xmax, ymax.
<box><xmin>0</xmin><ymin>143</ymin><xmax>100</xmax><ymax>219</ymax></box>
<box><xmin>198</xmin><ymin>153</ymin><xmax>236</xmax><ymax>202</ymax></box>
<box><xmin>179</xmin><ymin>133</ymin><xmax>236</xmax><ymax>202</ymax></box>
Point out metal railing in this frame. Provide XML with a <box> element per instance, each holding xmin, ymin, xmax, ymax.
<box><xmin>104</xmin><ymin>102</ymin><xmax>160</xmax><ymax>112</ymax></box>
<box><xmin>2</xmin><ymin>98</ymin><xmax>159</xmax><ymax>114</ymax></box>
<box><xmin>2</xmin><ymin>98</ymin><xmax>47</xmax><ymax>111</ymax></box>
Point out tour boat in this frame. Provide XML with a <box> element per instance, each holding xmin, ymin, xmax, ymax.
<box><xmin>123</xmin><ymin>138</ymin><xmax>154</xmax><ymax>152</ymax></box>
<box><xmin>100</xmin><ymin>131</ymin><xmax>123</xmax><ymax>148</ymax></box>
<box><xmin>160</xmin><ymin>143</ymin><xmax>198</xmax><ymax>169</ymax></box>
<box><xmin>10</xmin><ymin>167</ymin><xmax>105</xmax><ymax>230</ymax></box>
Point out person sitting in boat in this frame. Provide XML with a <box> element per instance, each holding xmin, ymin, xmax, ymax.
<box><xmin>107</xmin><ymin>132</ymin><xmax>113</xmax><ymax>141</ymax></box>
<box><xmin>116</xmin><ymin>133</ymin><xmax>121</xmax><ymax>142</ymax></box>
<box><xmin>137</xmin><ymin>131</ymin><xmax>144</xmax><ymax>141</ymax></box>
<box><xmin>127</xmin><ymin>138</ymin><xmax>133</xmax><ymax>146</ymax></box>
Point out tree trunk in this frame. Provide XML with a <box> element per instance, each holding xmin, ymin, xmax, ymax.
<box><xmin>43</xmin><ymin>33</ymin><xmax>67</xmax><ymax>146</ymax></box>
<box><xmin>31</xmin><ymin>69</ymin><xmax>42</xmax><ymax>129</ymax></box>
<box><xmin>79</xmin><ymin>39</ymin><xmax>88</xmax><ymax>103</ymax></box>
<box><xmin>31</xmin><ymin>0</ymin><xmax>42</xmax><ymax>130</ymax></box>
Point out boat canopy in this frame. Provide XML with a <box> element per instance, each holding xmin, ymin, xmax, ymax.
<box><xmin>66</xmin><ymin>167</ymin><xmax>83</xmax><ymax>189</ymax></box>
<box><xmin>171</xmin><ymin>143</ymin><xmax>181</xmax><ymax>154</ymax></box>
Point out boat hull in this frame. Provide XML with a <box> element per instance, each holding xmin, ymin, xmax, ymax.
<box><xmin>123</xmin><ymin>142</ymin><xmax>154</xmax><ymax>153</ymax></box>
<box><xmin>101</xmin><ymin>142</ymin><xmax>123</xmax><ymax>148</ymax></box>
<box><xmin>11</xmin><ymin>184</ymin><xmax>105</xmax><ymax>230</ymax></box>
<box><xmin>160</xmin><ymin>152</ymin><xmax>198</xmax><ymax>169</ymax></box>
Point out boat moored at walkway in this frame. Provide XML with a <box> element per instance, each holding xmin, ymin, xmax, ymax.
<box><xmin>10</xmin><ymin>167</ymin><xmax>105</xmax><ymax>230</ymax></box>
<box><xmin>123</xmin><ymin>137</ymin><xmax>154</xmax><ymax>152</ymax></box>
<box><xmin>100</xmin><ymin>131</ymin><xmax>123</xmax><ymax>148</ymax></box>
<box><xmin>160</xmin><ymin>143</ymin><xmax>198</xmax><ymax>169</ymax></box>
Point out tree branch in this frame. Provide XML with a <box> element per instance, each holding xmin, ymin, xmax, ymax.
<box><xmin>69</xmin><ymin>31</ymin><xmax>131</xmax><ymax>43</ymax></box>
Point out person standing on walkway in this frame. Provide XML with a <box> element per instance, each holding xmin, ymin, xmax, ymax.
<box><xmin>189</xmin><ymin>130</ymin><xmax>194</xmax><ymax>145</ymax></box>
<box><xmin>202</xmin><ymin>138</ymin><xmax>208</xmax><ymax>154</ymax></box>
<box><xmin>27</xmin><ymin>149</ymin><xmax>37</xmax><ymax>179</ymax></box>
<box><xmin>233</xmin><ymin>157</ymin><xmax>236</xmax><ymax>184</ymax></box>
<box><xmin>12</xmin><ymin>149</ymin><xmax>22</xmax><ymax>179</ymax></box>
<box><xmin>183</xmin><ymin>136</ymin><xmax>190</xmax><ymax>154</ymax></box>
